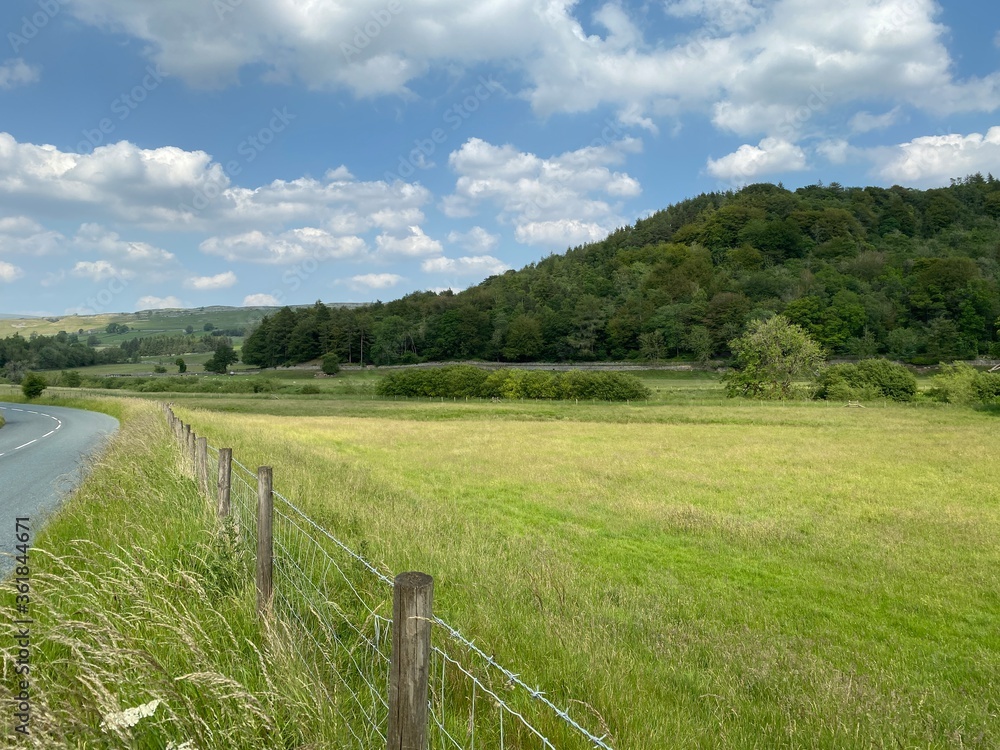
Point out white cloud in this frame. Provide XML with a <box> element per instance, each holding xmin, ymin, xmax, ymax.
<box><xmin>514</xmin><ymin>220</ymin><xmax>612</xmax><ymax>247</ymax></box>
<box><xmin>0</xmin><ymin>216</ymin><xmax>65</xmax><ymax>255</ymax></box>
<box><xmin>0</xmin><ymin>133</ymin><xmax>432</xmax><ymax>233</ymax></box>
<box><xmin>136</xmin><ymin>295</ymin><xmax>181</xmax><ymax>310</ymax></box>
<box><xmin>350</xmin><ymin>273</ymin><xmax>404</xmax><ymax>291</ymax></box>
<box><xmin>447</xmin><ymin>226</ymin><xmax>499</xmax><ymax>254</ymax></box>
<box><xmin>58</xmin><ymin>0</ymin><xmax>997</xmax><ymax>131</ymax></box>
<box><xmin>374</xmin><ymin>226</ymin><xmax>443</xmax><ymax>257</ymax></box>
<box><xmin>243</xmin><ymin>293</ymin><xmax>281</xmax><ymax>306</ymax></box>
<box><xmin>0</xmin><ymin>261</ymin><xmax>24</xmax><ymax>283</ymax></box>
<box><xmin>816</xmin><ymin>139</ymin><xmax>853</xmax><ymax>165</ymax></box>
<box><xmin>849</xmin><ymin>107</ymin><xmax>903</xmax><ymax>134</ymax></box>
<box><xmin>421</xmin><ymin>255</ymin><xmax>509</xmax><ymax>276</ymax></box>
<box><xmin>71</xmin><ymin>260</ymin><xmax>134</xmax><ymax>282</ymax></box>
<box><xmin>73</xmin><ymin>224</ymin><xmax>176</xmax><ymax>265</ymax></box>
<box><xmin>871</xmin><ymin>127</ymin><xmax>1000</xmax><ymax>186</ymax></box>
<box><xmin>706</xmin><ymin>138</ymin><xmax>807</xmax><ymax>183</ymax></box>
<box><xmin>201</xmin><ymin>228</ymin><xmax>367</xmax><ymax>264</ymax></box>
<box><xmin>0</xmin><ymin>59</ymin><xmax>40</xmax><ymax>90</ymax></box>
<box><xmin>443</xmin><ymin>137</ymin><xmax>640</xmax><ymax>248</ymax></box>
<box><xmin>184</xmin><ymin>271</ymin><xmax>238</xmax><ymax>290</ymax></box>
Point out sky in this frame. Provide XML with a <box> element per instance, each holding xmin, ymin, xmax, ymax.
<box><xmin>0</xmin><ymin>0</ymin><xmax>999</xmax><ymax>317</ymax></box>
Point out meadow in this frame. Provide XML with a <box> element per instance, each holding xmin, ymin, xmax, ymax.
<box><xmin>153</xmin><ymin>375</ymin><xmax>1000</xmax><ymax>749</ymax></box>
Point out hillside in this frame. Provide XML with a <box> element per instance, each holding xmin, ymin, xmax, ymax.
<box><xmin>243</xmin><ymin>177</ymin><xmax>1000</xmax><ymax>367</ymax></box>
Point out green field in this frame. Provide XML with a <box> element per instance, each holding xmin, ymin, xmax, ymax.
<box><xmin>150</xmin><ymin>378</ymin><xmax>1000</xmax><ymax>749</ymax></box>
<box><xmin>5</xmin><ymin>372</ymin><xmax>997</xmax><ymax>748</ymax></box>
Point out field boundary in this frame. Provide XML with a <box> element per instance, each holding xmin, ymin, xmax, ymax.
<box><xmin>163</xmin><ymin>402</ymin><xmax>616</xmax><ymax>749</ymax></box>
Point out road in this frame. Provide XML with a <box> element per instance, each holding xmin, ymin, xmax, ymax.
<box><xmin>0</xmin><ymin>402</ymin><xmax>119</xmax><ymax>576</ymax></box>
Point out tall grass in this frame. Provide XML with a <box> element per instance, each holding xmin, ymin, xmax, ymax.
<box><xmin>171</xmin><ymin>398</ymin><xmax>1000</xmax><ymax>749</ymax></box>
<box><xmin>0</xmin><ymin>400</ymin><xmax>361</xmax><ymax>748</ymax></box>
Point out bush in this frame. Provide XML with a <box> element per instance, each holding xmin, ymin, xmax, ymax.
<box><xmin>300</xmin><ymin>384</ymin><xmax>321</xmax><ymax>395</ymax></box>
<box><xmin>377</xmin><ymin>366</ymin><xmax>651</xmax><ymax>401</ymax></box>
<box><xmin>321</xmin><ymin>353</ymin><xmax>341</xmax><ymax>376</ymax></box>
<box><xmin>21</xmin><ymin>372</ymin><xmax>48</xmax><ymax>399</ymax></box>
<box><xmin>929</xmin><ymin>363</ymin><xmax>1000</xmax><ymax>405</ymax></box>
<box><xmin>814</xmin><ymin>359</ymin><xmax>917</xmax><ymax>402</ymax></box>
<box><xmin>153</xmin><ymin>365</ymin><xmax>167</xmax><ymax>374</ymax></box>
<box><xmin>60</xmin><ymin>370</ymin><xmax>83</xmax><ymax>387</ymax></box>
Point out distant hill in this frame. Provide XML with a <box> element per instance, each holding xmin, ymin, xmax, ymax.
<box><xmin>242</xmin><ymin>177</ymin><xmax>1000</xmax><ymax>367</ymax></box>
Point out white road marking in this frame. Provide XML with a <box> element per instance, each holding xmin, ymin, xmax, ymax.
<box><xmin>0</xmin><ymin>405</ymin><xmax>64</xmax><ymax>459</ymax></box>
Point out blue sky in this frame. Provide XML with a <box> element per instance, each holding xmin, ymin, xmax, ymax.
<box><xmin>0</xmin><ymin>0</ymin><xmax>998</xmax><ymax>316</ymax></box>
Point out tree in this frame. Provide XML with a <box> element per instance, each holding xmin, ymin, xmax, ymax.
<box><xmin>175</xmin><ymin>357</ymin><xmax>187</xmax><ymax>373</ymax></box>
<box><xmin>321</xmin><ymin>352</ymin><xmax>341</xmax><ymax>375</ymax></box>
<box><xmin>724</xmin><ymin>315</ymin><xmax>824</xmax><ymax>399</ymax></box>
<box><xmin>21</xmin><ymin>372</ymin><xmax>47</xmax><ymax>400</ymax></box>
<box><xmin>204</xmin><ymin>344</ymin><xmax>239</xmax><ymax>374</ymax></box>
<box><xmin>185</xmin><ymin>325</ymin><xmax>195</xmax><ymax>334</ymax></box>
<box><xmin>203</xmin><ymin>323</ymin><xmax>215</xmax><ymax>332</ymax></box>
<box><xmin>60</xmin><ymin>370</ymin><xmax>82</xmax><ymax>387</ymax></box>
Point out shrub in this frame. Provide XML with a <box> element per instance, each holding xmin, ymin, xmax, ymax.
<box><xmin>153</xmin><ymin>365</ymin><xmax>167</xmax><ymax>374</ymax></box>
<box><xmin>321</xmin><ymin>353</ymin><xmax>341</xmax><ymax>376</ymax></box>
<box><xmin>300</xmin><ymin>384</ymin><xmax>321</xmax><ymax>395</ymax></box>
<box><xmin>60</xmin><ymin>370</ymin><xmax>83</xmax><ymax>387</ymax></box>
<box><xmin>929</xmin><ymin>363</ymin><xmax>1000</xmax><ymax>405</ymax></box>
<box><xmin>377</xmin><ymin>366</ymin><xmax>651</xmax><ymax>401</ymax></box>
<box><xmin>21</xmin><ymin>372</ymin><xmax>48</xmax><ymax>399</ymax></box>
<box><xmin>814</xmin><ymin>359</ymin><xmax>917</xmax><ymax>402</ymax></box>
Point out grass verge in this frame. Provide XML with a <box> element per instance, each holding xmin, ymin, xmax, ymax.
<box><xmin>0</xmin><ymin>399</ymin><xmax>352</xmax><ymax>748</ymax></box>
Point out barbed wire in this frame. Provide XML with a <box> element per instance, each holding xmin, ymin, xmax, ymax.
<box><xmin>166</xmin><ymin>406</ymin><xmax>614</xmax><ymax>750</ymax></box>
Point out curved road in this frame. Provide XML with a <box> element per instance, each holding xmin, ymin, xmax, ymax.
<box><xmin>0</xmin><ymin>403</ymin><xmax>119</xmax><ymax>576</ymax></box>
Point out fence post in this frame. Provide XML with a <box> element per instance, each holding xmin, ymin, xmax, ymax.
<box><xmin>196</xmin><ymin>437</ymin><xmax>208</xmax><ymax>495</ymax></box>
<box><xmin>187</xmin><ymin>430</ymin><xmax>197</xmax><ymax>476</ymax></box>
<box><xmin>256</xmin><ymin>466</ymin><xmax>274</xmax><ymax>617</ymax></box>
<box><xmin>387</xmin><ymin>572</ymin><xmax>433</xmax><ymax>750</ymax></box>
<box><xmin>218</xmin><ymin>448</ymin><xmax>232</xmax><ymax>518</ymax></box>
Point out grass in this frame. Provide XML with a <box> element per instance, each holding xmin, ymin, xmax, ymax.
<box><xmin>0</xmin><ymin>398</ymin><xmax>380</xmax><ymax>748</ymax></box>
<box><xmin>3</xmin><ymin>374</ymin><xmax>997</xmax><ymax>747</ymax></box>
<box><xmin>167</xmin><ymin>392</ymin><xmax>1000</xmax><ymax>749</ymax></box>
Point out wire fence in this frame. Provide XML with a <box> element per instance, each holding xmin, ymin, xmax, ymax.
<box><xmin>167</xmin><ymin>405</ymin><xmax>615</xmax><ymax>750</ymax></box>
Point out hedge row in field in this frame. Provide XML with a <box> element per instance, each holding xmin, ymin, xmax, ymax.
<box><xmin>376</xmin><ymin>365</ymin><xmax>652</xmax><ymax>401</ymax></box>
<box><xmin>813</xmin><ymin>359</ymin><xmax>918</xmax><ymax>402</ymax></box>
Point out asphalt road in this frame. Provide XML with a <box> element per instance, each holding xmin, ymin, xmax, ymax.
<box><xmin>0</xmin><ymin>403</ymin><xmax>119</xmax><ymax>576</ymax></box>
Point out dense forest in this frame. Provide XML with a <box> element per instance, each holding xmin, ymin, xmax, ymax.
<box><xmin>242</xmin><ymin>176</ymin><xmax>1000</xmax><ymax>367</ymax></box>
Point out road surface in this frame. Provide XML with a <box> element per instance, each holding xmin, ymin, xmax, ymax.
<box><xmin>0</xmin><ymin>403</ymin><xmax>119</xmax><ymax>576</ymax></box>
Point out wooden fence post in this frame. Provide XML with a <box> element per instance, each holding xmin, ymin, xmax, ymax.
<box><xmin>387</xmin><ymin>572</ymin><xmax>433</xmax><ymax>750</ymax></box>
<box><xmin>187</xmin><ymin>430</ymin><xmax>196</xmax><ymax>475</ymax></box>
<box><xmin>196</xmin><ymin>437</ymin><xmax>208</xmax><ymax>495</ymax></box>
<box><xmin>218</xmin><ymin>448</ymin><xmax>232</xmax><ymax>518</ymax></box>
<box><xmin>256</xmin><ymin>466</ymin><xmax>274</xmax><ymax>616</ymax></box>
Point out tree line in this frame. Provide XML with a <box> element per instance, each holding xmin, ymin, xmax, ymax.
<box><xmin>242</xmin><ymin>176</ymin><xmax>1000</xmax><ymax>368</ymax></box>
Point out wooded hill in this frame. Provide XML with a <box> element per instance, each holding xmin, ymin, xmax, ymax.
<box><xmin>243</xmin><ymin>176</ymin><xmax>1000</xmax><ymax>368</ymax></box>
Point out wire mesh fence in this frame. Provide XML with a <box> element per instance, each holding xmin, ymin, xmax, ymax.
<box><xmin>165</xmin><ymin>405</ymin><xmax>615</xmax><ymax>750</ymax></box>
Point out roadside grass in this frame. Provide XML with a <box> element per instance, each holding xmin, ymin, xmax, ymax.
<box><xmin>170</xmin><ymin>397</ymin><xmax>1000</xmax><ymax>749</ymax></box>
<box><xmin>0</xmin><ymin>399</ymin><xmax>361</xmax><ymax>748</ymax></box>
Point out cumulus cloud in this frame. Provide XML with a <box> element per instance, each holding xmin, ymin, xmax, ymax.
<box><xmin>136</xmin><ymin>295</ymin><xmax>181</xmax><ymax>310</ymax></box>
<box><xmin>443</xmin><ymin>137</ymin><xmax>640</xmax><ymax>248</ymax></box>
<box><xmin>849</xmin><ymin>108</ymin><xmax>903</xmax><ymax>134</ymax></box>
<box><xmin>871</xmin><ymin>127</ymin><xmax>1000</xmax><ymax>186</ymax></box>
<box><xmin>374</xmin><ymin>226</ymin><xmax>443</xmax><ymax>257</ymax></box>
<box><xmin>201</xmin><ymin>228</ymin><xmax>367</xmax><ymax>264</ymax></box>
<box><xmin>60</xmin><ymin>0</ymin><xmax>999</xmax><ymax>133</ymax></box>
<box><xmin>706</xmin><ymin>137</ymin><xmax>807</xmax><ymax>183</ymax></box>
<box><xmin>184</xmin><ymin>271</ymin><xmax>238</xmax><ymax>290</ymax></box>
<box><xmin>0</xmin><ymin>59</ymin><xmax>40</xmax><ymax>90</ymax></box>
<box><xmin>0</xmin><ymin>261</ymin><xmax>24</xmax><ymax>283</ymax></box>
<box><xmin>0</xmin><ymin>133</ymin><xmax>432</xmax><ymax>233</ymax></box>
<box><xmin>421</xmin><ymin>255</ymin><xmax>509</xmax><ymax>276</ymax></box>
<box><xmin>243</xmin><ymin>293</ymin><xmax>281</xmax><ymax>306</ymax></box>
<box><xmin>71</xmin><ymin>261</ymin><xmax>134</xmax><ymax>282</ymax></box>
<box><xmin>0</xmin><ymin>216</ymin><xmax>65</xmax><ymax>255</ymax></box>
<box><xmin>350</xmin><ymin>273</ymin><xmax>403</xmax><ymax>291</ymax></box>
<box><xmin>447</xmin><ymin>226</ymin><xmax>499</xmax><ymax>254</ymax></box>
